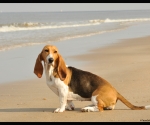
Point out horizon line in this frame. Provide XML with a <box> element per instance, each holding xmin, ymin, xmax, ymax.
<box><xmin>1</xmin><ymin>9</ymin><xmax>150</xmax><ymax>13</ymax></box>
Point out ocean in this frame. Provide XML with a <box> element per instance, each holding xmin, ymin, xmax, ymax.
<box><xmin>1</xmin><ymin>10</ymin><xmax>150</xmax><ymax>51</ymax></box>
<box><xmin>1</xmin><ymin>10</ymin><xmax>150</xmax><ymax>84</ymax></box>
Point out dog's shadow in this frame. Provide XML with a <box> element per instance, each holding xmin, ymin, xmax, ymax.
<box><xmin>0</xmin><ymin>108</ymin><xmax>129</xmax><ymax>113</ymax></box>
<box><xmin>0</xmin><ymin>108</ymin><xmax>54</xmax><ymax>112</ymax></box>
<box><xmin>0</xmin><ymin>108</ymin><xmax>83</xmax><ymax>113</ymax></box>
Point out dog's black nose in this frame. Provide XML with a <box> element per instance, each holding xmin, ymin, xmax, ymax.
<box><xmin>48</xmin><ymin>58</ymin><xmax>54</xmax><ymax>63</ymax></box>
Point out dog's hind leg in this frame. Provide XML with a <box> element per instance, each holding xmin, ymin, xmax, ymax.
<box><xmin>81</xmin><ymin>95</ymin><xmax>105</xmax><ymax>112</ymax></box>
<box><xmin>97</xmin><ymin>98</ymin><xmax>105</xmax><ymax>112</ymax></box>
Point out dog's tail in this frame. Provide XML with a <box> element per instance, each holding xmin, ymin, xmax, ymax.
<box><xmin>117</xmin><ymin>92</ymin><xmax>150</xmax><ymax>110</ymax></box>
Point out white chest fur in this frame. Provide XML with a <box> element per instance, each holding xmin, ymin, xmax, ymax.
<box><xmin>44</xmin><ymin>64</ymin><xmax>59</xmax><ymax>96</ymax></box>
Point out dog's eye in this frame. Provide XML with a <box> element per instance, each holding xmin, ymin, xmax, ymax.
<box><xmin>45</xmin><ymin>49</ymin><xmax>49</xmax><ymax>52</ymax></box>
<box><xmin>54</xmin><ymin>51</ymin><xmax>57</xmax><ymax>53</ymax></box>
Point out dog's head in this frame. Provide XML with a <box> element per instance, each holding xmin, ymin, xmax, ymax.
<box><xmin>34</xmin><ymin>45</ymin><xmax>67</xmax><ymax>81</ymax></box>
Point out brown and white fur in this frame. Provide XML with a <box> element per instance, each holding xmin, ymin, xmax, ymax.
<box><xmin>34</xmin><ymin>45</ymin><xmax>150</xmax><ymax>113</ymax></box>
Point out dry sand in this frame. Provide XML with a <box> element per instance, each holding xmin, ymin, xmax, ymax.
<box><xmin>0</xmin><ymin>36</ymin><xmax>150</xmax><ymax>122</ymax></box>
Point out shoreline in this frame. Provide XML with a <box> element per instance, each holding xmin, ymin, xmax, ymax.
<box><xmin>1</xmin><ymin>35</ymin><xmax>150</xmax><ymax>121</ymax></box>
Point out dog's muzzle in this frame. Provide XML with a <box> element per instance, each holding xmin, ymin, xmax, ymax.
<box><xmin>48</xmin><ymin>58</ymin><xmax>54</xmax><ymax>64</ymax></box>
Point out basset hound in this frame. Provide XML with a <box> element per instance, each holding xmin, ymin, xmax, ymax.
<box><xmin>34</xmin><ymin>45</ymin><xmax>150</xmax><ymax>113</ymax></box>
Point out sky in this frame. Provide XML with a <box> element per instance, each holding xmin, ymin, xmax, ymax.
<box><xmin>0</xmin><ymin>3</ymin><xmax>150</xmax><ymax>12</ymax></box>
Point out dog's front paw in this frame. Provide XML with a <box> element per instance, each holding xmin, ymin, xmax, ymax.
<box><xmin>65</xmin><ymin>104</ymin><xmax>75</xmax><ymax>111</ymax></box>
<box><xmin>66</xmin><ymin>101</ymin><xmax>75</xmax><ymax>110</ymax></box>
<box><xmin>65</xmin><ymin>105</ymin><xmax>72</xmax><ymax>111</ymax></box>
<box><xmin>53</xmin><ymin>108</ymin><xmax>65</xmax><ymax>113</ymax></box>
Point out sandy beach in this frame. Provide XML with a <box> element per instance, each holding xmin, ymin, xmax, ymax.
<box><xmin>0</xmin><ymin>35</ymin><xmax>150</xmax><ymax>122</ymax></box>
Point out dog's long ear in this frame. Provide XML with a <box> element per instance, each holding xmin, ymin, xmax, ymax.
<box><xmin>57</xmin><ymin>54</ymin><xmax>67</xmax><ymax>81</ymax></box>
<box><xmin>34</xmin><ymin>53</ymin><xmax>43</xmax><ymax>78</ymax></box>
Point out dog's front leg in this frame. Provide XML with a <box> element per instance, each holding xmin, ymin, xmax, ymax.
<box><xmin>54</xmin><ymin>86</ymin><xmax>68</xmax><ymax>113</ymax></box>
<box><xmin>49</xmin><ymin>85</ymin><xmax>75</xmax><ymax>111</ymax></box>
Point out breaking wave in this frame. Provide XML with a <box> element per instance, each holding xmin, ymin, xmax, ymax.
<box><xmin>0</xmin><ymin>18</ymin><xmax>150</xmax><ymax>32</ymax></box>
